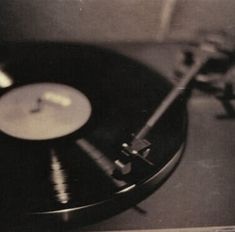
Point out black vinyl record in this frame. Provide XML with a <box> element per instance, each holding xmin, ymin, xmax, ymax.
<box><xmin>0</xmin><ymin>43</ymin><xmax>187</xmax><ymax>229</ymax></box>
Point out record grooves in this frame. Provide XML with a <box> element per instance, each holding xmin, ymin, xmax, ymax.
<box><xmin>0</xmin><ymin>43</ymin><xmax>187</xmax><ymax>228</ymax></box>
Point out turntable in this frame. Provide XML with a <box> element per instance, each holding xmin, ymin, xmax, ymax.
<box><xmin>0</xmin><ymin>2</ymin><xmax>235</xmax><ymax>231</ymax></box>
<box><xmin>0</xmin><ymin>33</ymin><xmax>234</xmax><ymax>231</ymax></box>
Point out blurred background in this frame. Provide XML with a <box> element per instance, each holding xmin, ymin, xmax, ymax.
<box><xmin>0</xmin><ymin>0</ymin><xmax>235</xmax><ymax>43</ymax></box>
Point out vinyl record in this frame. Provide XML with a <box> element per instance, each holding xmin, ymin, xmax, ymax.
<box><xmin>0</xmin><ymin>43</ymin><xmax>187</xmax><ymax>228</ymax></box>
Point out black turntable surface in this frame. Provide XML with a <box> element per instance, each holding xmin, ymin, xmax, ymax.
<box><xmin>0</xmin><ymin>43</ymin><xmax>187</xmax><ymax>230</ymax></box>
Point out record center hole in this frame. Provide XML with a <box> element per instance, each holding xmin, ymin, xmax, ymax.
<box><xmin>30</xmin><ymin>98</ymin><xmax>43</xmax><ymax>113</ymax></box>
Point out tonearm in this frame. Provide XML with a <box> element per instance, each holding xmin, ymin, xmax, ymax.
<box><xmin>114</xmin><ymin>34</ymin><xmax>235</xmax><ymax>176</ymax></box>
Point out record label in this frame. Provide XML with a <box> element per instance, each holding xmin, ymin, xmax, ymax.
<box><xmin>0</xmin><ymin>83</ymin><xmax>92</xmax><ymax>140</ymax></box>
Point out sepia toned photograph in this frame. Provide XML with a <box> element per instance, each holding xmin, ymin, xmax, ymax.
<box><xmin>0</xmin><ymin>0</ymin><xmax>234</xmax><ymax>231</ymax></box>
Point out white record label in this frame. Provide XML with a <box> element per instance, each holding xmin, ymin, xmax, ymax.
<box><xmin>0</xmin><ymin>83</ymin><xmax>92</xmax><ymax>140</ymax></box>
